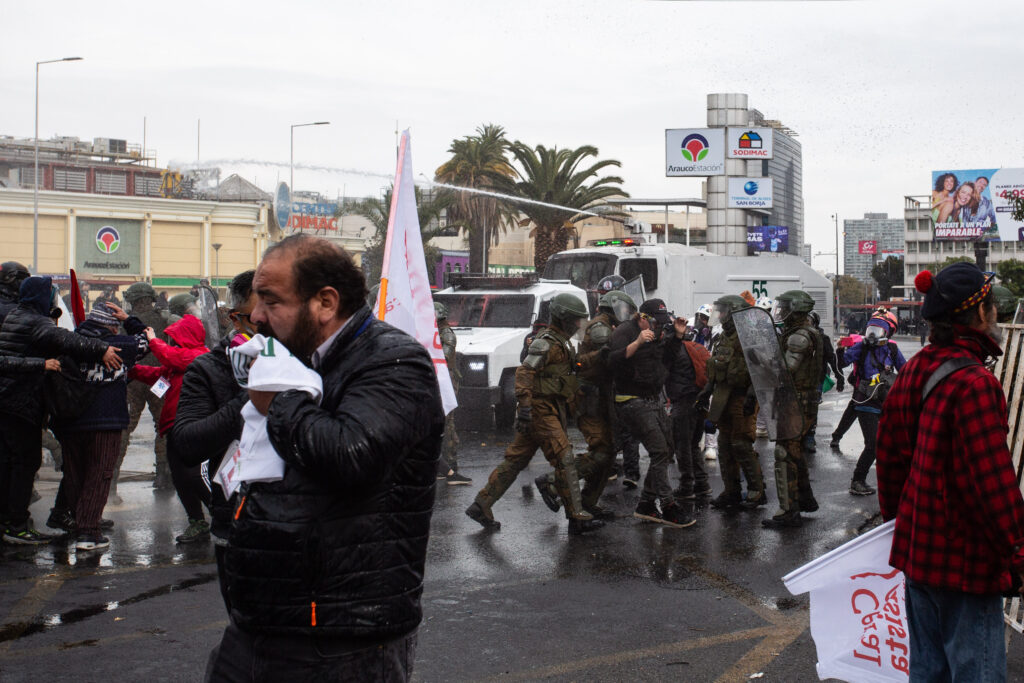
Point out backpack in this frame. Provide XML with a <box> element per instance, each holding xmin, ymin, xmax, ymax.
<box><xmin>683</xmin><ymin>341</ymin><xmax>711</xmax><ymax>389</ymax></box>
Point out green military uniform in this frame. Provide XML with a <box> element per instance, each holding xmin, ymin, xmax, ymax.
<box><xmin>573</xmin><ymin>312</ymin><xmax>617</xmax><ymax>508</ymax></box>
<box><xmin>705</xmin><ymin>304</ymin><xmax>765</xmax><ymax>508</ymax></box>
<box><xmin>765</xmin><ymin>290</ymin><xmax>823</xmax><ymax>528</ymax></box>
<box><xmin>438</xmin><ymin>316</ymin><xmax>461</xmax><ymax>471</ymax></box>
<box><xmin>114</xmin><ymin>283</ymin><xmax>171</xmax><ymax>499</ymax></box>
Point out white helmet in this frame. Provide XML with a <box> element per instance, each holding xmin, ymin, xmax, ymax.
<box><xmin>695</xmin><ymin>303</ymin><xmax>713</xmax><ymax>320</ymax></box>
<box><xmin>756</xmin><ymin>296</ymin><xmax>773</xmax><ymax>311</ymax></box>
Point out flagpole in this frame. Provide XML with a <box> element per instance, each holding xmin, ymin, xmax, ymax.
<box><xmin>377</xmin><ymin>130</ymin><xmax>408</xmax><ymax>320</ymax></box>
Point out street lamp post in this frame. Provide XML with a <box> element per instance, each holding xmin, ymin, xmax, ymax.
<box><xmin>34</xmin><ymin>56</ymin><xmax>83</xmax><ymax>274</ymax></box>
<box><xmin>289</xmin><ymin>121</ymin><xmax>329</xmax><ymax>191</ymax></box>
<box><xmin>832</xmin><ymin>213</ymin><xmax>840</xmax><ymax>332</ymax></box>
<box><xmin>211</xmin><ymin>243</ymin><xmax>222</xmax><ymax>300</ymax></box>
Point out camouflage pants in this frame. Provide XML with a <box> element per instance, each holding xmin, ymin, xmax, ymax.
<box><xmin>773</xmin><ymin>407</ymin><xmax>815</xmax><ymax>512</ymax></box>
<box><xmin>475</xmin><ymin>402</ymin><xmax>585</xmax><ymax>519</ymax></box>
<box><xmin>117</xmin><ymin>379</ymin><xmax>167</xmax><ymax>472</ymax></box>
<box><xmin>440</xmin><ymin>379</ymin><xmax>460</xmax><ymax>472</ymax></box>
<box><xmin>717</xmin><ymin>395</ymin><xmax>763</xmax><ymax>499</ymax></box>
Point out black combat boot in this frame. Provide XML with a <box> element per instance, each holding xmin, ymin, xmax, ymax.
<box><xmin>465</xmin><ymin>502</ymin><xmax>501</xmax><ymax>530</ymax></box>
<box><xmin>762</xmin><ymin>510</ymin><xmax>803</xmax><ymax>529</ymax></box>
<box><xmin>740</xmin><ymin>490</ymin><xmax>768</xmax><ymax>510</ymax></box>
<box><xmin>583</xmin><ymin>503</ymin><xmax>615</xmax><ymax>521</ymax></box>
<box><xmin>709</xmin><ymin>492</ymin><xmax>742</xmax><ymax>510</ymax></box>
<box><xmin>534</xmin><ymin>475</ymin><xmax>561</xmax><ymax>512</ymax></box>
<box><xmin>567</xmin><ymin>517</ymin><xmax>605</xmax><ymax>535</ymax></box>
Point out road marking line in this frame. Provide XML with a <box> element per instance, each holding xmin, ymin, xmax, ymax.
<box><xmin>713</xmin><ymin>616</ymin><xmax>806</xmax><ymax>683</ymax></box>
<box><xmin>0</xmin><ymin>574</ymin><xmax>66</xmax><ymax>653</ymax></box>
<box><xmin>0</xmin><ymin>619</ymin><xmax>228</xmax><ymax>660</ymax></box>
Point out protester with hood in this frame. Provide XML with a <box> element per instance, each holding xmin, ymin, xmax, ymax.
<box><xmin>877</xmin><ymin>263</ymin><xmax>1024</xmax><ymax>680</ymax></box>
<box><xmin>0</xmin><ymin>276</ymin><xmax>120</xmax><ymax>544</ymax></box>
<box><xmin>50</xmin><ymin>304</ymin><xmax>149</xmax><ymax>551</ymax></box>
<box><xmin>837</xmin><ymin>314</ymin><xmax>907</xmax><ymax>495</ymax></box>
<box><xmin>130</xmin><ymin>314</ymin><xmax>211</xmax><ymax>544</ymax></box>
<box><xmin>170</xmin><ymin>270</ymin><xmax>255</xmax><ymax>609</ymax></box>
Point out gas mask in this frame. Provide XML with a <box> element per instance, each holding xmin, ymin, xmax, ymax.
<box><xmin>864</xmin><ymin>324</ymin><xmax>888</xmax><ymax>346</ymax></box>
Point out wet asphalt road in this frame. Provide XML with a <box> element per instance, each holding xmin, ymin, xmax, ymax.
<box><xmin>2</xmin><ymin>338</ymin><xmax>1023</xmax><ymax>682</ymax></box>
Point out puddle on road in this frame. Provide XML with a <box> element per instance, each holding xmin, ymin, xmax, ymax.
<box><xmin>0</xmin><ymin>572</ymin><xmax>217</xmax><ymax>643</ymax></box>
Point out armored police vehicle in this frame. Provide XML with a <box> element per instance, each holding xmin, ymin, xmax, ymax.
<box><xmin>433</xmin><ymin>273</ymin><xmax>589</xmax><ymax>432</ymax></box>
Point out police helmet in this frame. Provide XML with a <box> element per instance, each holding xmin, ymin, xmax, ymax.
<box><xmin>549</xmin><ymin>293</ymin><xmax>589</xmax><ymax>327</ymax></box>
<box><xmin>434</xmin><ymin>301</ymin><xmax>448</xmax><ymax>321</ymax></box>
<box><xmin>710</xmin><ymin>294</ymin><xmax>748</xmax><ymax>327</ymax></box>
<box><xmin>0</xmin><ymin>261</ymin><xmax>30</xmax><ymax>288</ymax></box>
<box><xmin>597</xmin><ymin>275</ymin><xmax>626</xmax><ymax>293</ymax></box>
<box><xmin>124</xmin><ymin>282</ymin><xmax>157</xmax><ymax>304</ymax></box>
<box><xmin>772</xmin><ymin>290</ymin><xmax>815</xmax><ymax>323</ymax></box>
<box><xmin>168</xmin><ymin>293</ymin><xmax>197</xmax><ymax>316</ymax></box>
<box><xmin>992</xmin><ymin>285</ymin><xmax>1016</xmax><ymax>318</ymax></box>
<box><xmin>598</xmin><ymin>290</ymin><xmax>637</xmax><ymax>323</ymax></box>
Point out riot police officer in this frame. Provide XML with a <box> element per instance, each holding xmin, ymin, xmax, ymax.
<box><xmin>992</xmin><ymin>284</ymin><xmax>1018</xmax><ymax>324</ymax></box>
<box><xmin>114</xmin><ymin>282</ymin><xmax>171</xmax><ymax>498</ymax></box>
<box><xmin>698</xmin><ymin>295</ymin><xmax>766</xmax><ymax>510</ymax></box>
<box><xmin>536</xmin><ymin>290</ymin><xmax>637</xmax><ymax>519</ymax></box>
<box><xmin>167</xmin><ymin>292</ymin><xmax>197</xmax><ymax>324</ymax></box>
<box><xmin>0</xmin><ymin>261</ymin><xmax>30</xmax><ymax>326</ymax></box>
<box><xmin>466</xmin><ymin>293</ymin><xmax>603</xmax><ymax>534</ymax></box>
<box><xmin>435</xmin><ymin>301</ymin><xmax>470</xmax><ymax>485</ymax></box>
<box><xmin>763</xmin><ymin>290</ymin><xmax>823</xmax><ymax>529</ymax></box>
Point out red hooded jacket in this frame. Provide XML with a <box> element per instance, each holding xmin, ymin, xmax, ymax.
<box><xmin>130</xmin><ymin>314</ymin><xmax>209</xmax><ymax>435</ymax></box>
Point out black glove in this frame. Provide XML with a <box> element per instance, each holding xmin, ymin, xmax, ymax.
<box><xmin>515</xmin><ymin>405</ymin><xmax>532</xmax><ymax>435</ymax></box>
<box><xmin>743</xmin><ymin>391</ymin><xmax>757</xmax><ymax>416</ymax></box>
<box><xmin>836</xmin><ymin>374</ymin><xmax>845</xmax><ymax>392</ymax></box>
<box><xmin>695</xmin><ymin>385</ymin><xmax>713</xmax><ymax>409</ymax></box>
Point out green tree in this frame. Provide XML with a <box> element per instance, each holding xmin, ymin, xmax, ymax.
<box><xmin>484</xmin><ymin>142</ymin><xmax>627</xmax><ymax>270</ymax></box>
<box><xmin>996</xmin><ymin>259</ymin><xmax>1024</xmax><ymax>297</ymax></box>
<box><xmin>836</xmin><ymin>274</ymin><xmax>869</xmax><ymax>305</ymax></box>
<box><xmin>435</xmin><ymin>124</ymin><xmax>516</xmax><ymax>274</ymax></box>
<box><xmin>346</xmin><ymin>186</ymin><xmax>458</xmax><ymax>287</ymax></box>
<box><xmin>870</xmin><ymin>255</ymin><xmax>904</xmax><ymax>300</ymax></box>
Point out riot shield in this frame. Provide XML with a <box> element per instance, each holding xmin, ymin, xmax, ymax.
<box><xmin>731</xmin><ymin>306</ymin><xmax>803</xmax><ymax>441</ymax></box>
<box><xmin>622</xmin><ymin>276</ymin><xmax>646</xmax><ymax>309</ymax></box>
<box><xmin>195</xmin><ymin>284</ymin><xmax>222</xmax><ymax>350</ymax></box>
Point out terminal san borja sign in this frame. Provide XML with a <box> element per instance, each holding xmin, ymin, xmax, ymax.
<box><xmin>726</xmin><ymin>127</ymin><xmax>774</xmax><ymax>159</ymax></box>
<box><xmin>727</xmin><ymin>177</ymin><xmax>774</xmax><ymax>208</ymax></box>
<box><xmin>665</xmin><ymin>128</ymin><xmax>725</xmax><ymax>177</ymax></box>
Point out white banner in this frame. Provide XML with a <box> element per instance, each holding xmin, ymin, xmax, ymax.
<box><xmin>665</xmin><ymin>128</ymin><xmax>725</xmax><ymax>177</ymax></box>
<box><xmin>728</xmin><ymin>177</ymin><xmax>774</xmax><ymax>209</ymax></box>
<box><xmin>783</xmin><ymin>520</ymin><xmax>910</xmax><ymax>682</ymax></box>
<box><xmin>726</xmin><ymin>127</ymin><xmax>774</xmax><ymax>159</ymax></box>
<box><xmin>375</xmin><ymin>131</ymin><xmax>458</xmax><ymax>416</ymax></box>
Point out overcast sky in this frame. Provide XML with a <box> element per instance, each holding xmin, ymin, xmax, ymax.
<box><xmin>2</xmin><ymin>0</ymin><xmax>1021</xmax><ymax>270</ymax></box>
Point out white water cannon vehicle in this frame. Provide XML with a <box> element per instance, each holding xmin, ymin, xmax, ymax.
<box><xmin>433</xmin><ymin>273</ymin><xmax>589</xmax><ymax>432</ymax></box>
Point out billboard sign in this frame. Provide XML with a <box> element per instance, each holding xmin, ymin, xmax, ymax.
<box><xmin>747</xmin><ymin>225</ymin><xmax>789</xmax><ymax>255</ymax></box>
<box><xmin>274</xmin><ymin>182</ymin><xmax>292</xmax><ymax>232</ymax></box>
<box><xmin>665</xmin><ymin>128</ymin><xmax>725</xmax><ymax>177</ymax></box>
<box><xmin>858</xmin><ymin>240</ymin><xmax>878</xmax><ymax>255</ymax></box>
<box><xmin>728</xmin><ymin>177</ymin><xmax>773</xmax><ymax>208</ymax></box>
<box><xmin>931</xmin><ymin>169</ymin><xmax>999</xmax><ymax>241</ymax></box>
<box><xmin>726</xmin><ymin>127</ymin><xmax>774</xmax><ymax>159</ymax></box>
<box><xmin>991</xmin><ymin>168</ymin><xmax>1024</xmax><ymax>241</ymax></box>
<box><xmin>881</xmin><ymin>249</ymin><xmax>904</xmax><ymax>259</ymax></box>
<box><xmin>76</xmin><ymin>217</ymin><xmax>142</xmax><ymax>275</ymax></box>
<box><xmin>288</xmin><ymin>201</ymin><xmax>341</xmax><ymax>233</ymax></box>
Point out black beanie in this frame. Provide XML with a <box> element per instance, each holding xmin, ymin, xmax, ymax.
<box><xmin>915</xmin><ymin>262</ymin><xmax>992</xmax><ymax>320</ymax></box>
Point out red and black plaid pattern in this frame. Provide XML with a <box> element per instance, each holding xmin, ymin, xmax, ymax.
<box><xmin>877</xmin><ymin>328</ymin><xmax>1024</xmax><ymax>594</ymax></box>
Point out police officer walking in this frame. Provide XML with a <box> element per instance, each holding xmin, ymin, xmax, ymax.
<box><xmin>763</xmin><ymin>290</ymin><xmax>823</xmax><ymax>529</ymax></box>
<box><xmin>466</xmin><ymin>293</ymin><xmax>603</xmax><ymax>534</ymax></box>
<box><xmin>113</xmin><ymin>282</ymin><xmax>171</xmax><ymax>501</ymax></box>
<box><xmin>536</xmin><ymin>290</ymin><xmax>637</xmax><ymax>520</ymax></box>
<box><xmin>698</xmin><ymin>295</ymin><xmax>766</xmax><ymax>510</ymax></box>
<box><xmin>435</xmin><ymin>302</ymin><xmax>470</xmax><ymax>485</ymax></box>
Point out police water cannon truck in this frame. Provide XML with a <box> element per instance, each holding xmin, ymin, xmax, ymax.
<box><xmin>543</xmin><ymin>241</ymin><xmax>834</xmax><ymax>330</ymax></box>
<box><xmin>433</xmin><ymin>273</ymin><xmax>589</xmax><ymax>432</ymax></box>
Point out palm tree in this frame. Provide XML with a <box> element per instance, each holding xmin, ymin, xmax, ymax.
<box><xmin>484</xmin><ymin>142</ymin><xmax>627</xmax><ymax>270</ymax></box>
<box><xmin>346</xmin><ymin>185</ymin><xmax>457</xmax><ymax>286</ymax></box>
<box><xmin>435</xmin><ymin>124</ymin><xmax>516</xmax><ymax>274</ymax></box>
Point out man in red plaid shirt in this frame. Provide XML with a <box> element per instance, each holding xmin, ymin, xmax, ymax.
<box><xmin>877</xmin><ymin>262</ymin><xmax>1024</xmax><ymax>681</ymax></box>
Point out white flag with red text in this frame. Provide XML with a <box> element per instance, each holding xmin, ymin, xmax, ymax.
<box><xmin>783</xmin><ymin>520</ymin><xmax>910</xmax><ymax>682</ymax></box>
<box><xmin>375</xmin><ymin>130</ymin><xmax>458</xmax><ymax>416</ymax></box>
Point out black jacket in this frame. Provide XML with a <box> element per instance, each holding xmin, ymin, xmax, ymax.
<box><xmin>53</xmin><ymin>317</ymin><xmax>150</xmax><ymax>434</ymax></box>
<box><xmin>607</xmin><ymin>318</ymin><xmax>679</xmax><ymax>399</ymax></box>
<box><xmin>0</xmin><ymin>277</ymin><xmax>109</xmax><ymax>425</ymax></box>
<box><xmin>223</xmin><ymin>306</ymin><xmax>444</xmax><ymax>638</ymax></box>
<box><xmin>665</xmin><ymin>343</ymin><xmax>699</xmax><ymax>403</ymax></box>
<box><xmin>170</xmin><ymin>335</ymin><xmax>247</xmax><ymax>539</ymax></box>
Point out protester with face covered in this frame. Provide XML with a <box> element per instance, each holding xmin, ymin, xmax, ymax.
<box><xmin>129</xmin><ymin>313</ymin><xmax>211</xmax><ymax>544</ymax></box>
<box><xmin>170</xmin><ymin>270</ymin><xmax>256</xmax><ymax>610</ymax></box>
<box><xmin>877</xmin><ymin>263</ymin><xmax>1024</xmax><ymax>681</ymax></box>
<box><xmin>838</xmin><ymin>315</ymin><xmax>906</xmax><ymax>496</ymax></box>
<box><xmin>206</xmin><ymin>234</ymin><xmax>443</xmax><ymax>681</ymax></box>
<box><xmin>0</xmin><ymin>276</ymin><xmax>121</xmax><ymax>544</ymax></box>
<box><xmin>50</xmin><ymin>303</ymin><xmax>150</xmax><ymax>551</ymax></box>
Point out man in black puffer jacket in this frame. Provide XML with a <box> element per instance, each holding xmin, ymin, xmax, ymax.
<box><xmin>0</xmin><ymin>276</ymin><xmax>121</xmax><ymax>544</ymax></box>
<box><xmin>171</xmin><ymin>270</ymin><xmax>256</xmax><ymax>612</ymax></box>
<box><xmin>206</xmin><ymin>235</ymin><xmax>443</xmax><ymax>682</ymax></box>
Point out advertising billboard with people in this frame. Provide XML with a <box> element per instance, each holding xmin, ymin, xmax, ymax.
<box><xmin>931</xmin><ymin>168</ymin><xmax>999</xmax><ymax>241</ymax></box>
<box><xmin>747</xmin><ymin>225</ymin><xmax>788</xmax><ymax>255</ymax></box>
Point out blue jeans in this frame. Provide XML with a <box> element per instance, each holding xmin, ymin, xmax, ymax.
<box><xmin>905</xmin><ymin>579</ymin><xmax>1005</xmax><ymax>682</ymax></box>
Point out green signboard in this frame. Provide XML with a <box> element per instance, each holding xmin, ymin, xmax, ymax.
<box><xmin>76</xmin><ymin>217</ymin><xmax>142</xmax><ymax>275</ymax></box>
